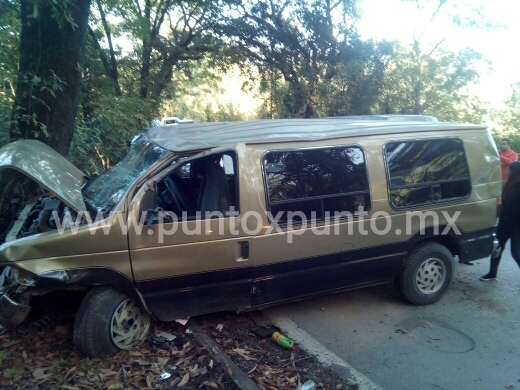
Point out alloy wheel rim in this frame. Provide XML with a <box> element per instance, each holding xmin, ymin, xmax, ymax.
<box><xmin>110</xmin><ymin>298</ymin><xmax>151</xmax><ymax>349</ymax></box>
<box><xmin>415</xmin><ymin>257</ymin><xmax>446</xmax><ymax>294</ymax></box>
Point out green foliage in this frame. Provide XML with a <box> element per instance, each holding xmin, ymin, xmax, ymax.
<box><xmin>43</xmin><ymin>0</ymin><xmax>79</xmax><ymax>29</ymax></box>
<box><xmin>10</xmin><ymin>72</ymin><xmax>65</xmax><ymax>140</ymax></box>
<box><xmin>0</xmin><ymin>349</ymin><xmax>6</xmax><ymax>366</ymax></box>
<box><xmin>257</xmin><ymin>72</ymin><xmax>293</xmax><ymax>119</ymax></box>
<box><xmin>72</xmin><ymin>15</ymin><xmax>161</xmax><ymax>172</ymax></box>
<box><xmin>172</xmin><ymin>99</ymin><xmax>245</xmax><ymax>123</ymax></box>
<box><xmin>159</xmin><ymin>59</ymin><xmax>228</xmax><ymax>122</ymax></box>
<box><xmin>71</xmin><ymin>95</ymin><xmax>155</xmax><ymax>174</ymax></box>
<box><xmin>9</xmin><ymin>0</ymin><xmax>92</xmax><ymax>159</ymax></box>
<box><xmin>74</xmin><ymin>0</ymin><xmax>238</xmax><ymax>169</ymax></box>
<box><xmin>219</xmin><ymin>0</ymin><xmax>382</xmax><ymax>118</ymax></box>
<box><xmin>373</xmin><ymin>43</ymin><xmax>487</xmax><ymax>123</ymax></box>
<box><xmin>214</xmin><ymin>102</ymin><xmax>245</xmax><ymax>122</ymax></box>
<box><xmin>77</xmin><ymin>358</ymin><xmax>94</xmax><ymax>373</ymax></box>
<box><xmin>491</xmin><ymin>82</ymin><xmax>520</xmax><ymax>152</ymax></box>
<box><xmin>102</xmin><ymin>0</ymin><xmax>231</xmax><ymax>101</ymax></box>
<box><xmin>497</xmin><ymin>83</ymin><xmax>520</xmax><ymax>131</ymax></box>
<box><xmin>2</xmin><ymin>0</ymin><xmax>509</xmax><ymax>175</ymax></box>
<box><xmin>75</xmin><ymin>0</ymin><xmax>499</xmax><ymax>172</ymax></box>
<box><xmin>14</xmin><ymin>0</ymin><xmax>85</xmax><ymax>32</ymax></box>
<box><xmin>0</xmin><ymin>0</ymin><xmax>20</xmax><ymax>142</ymax></box>
<box><xmin>314</xmin><ymin>40</ymin><xmax>393</xmax><ymax>117</ymax></box>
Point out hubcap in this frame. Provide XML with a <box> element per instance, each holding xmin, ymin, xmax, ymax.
<box><xmin>110</xmin><ymin>299</ymin><xmax>151</xmax><ymax>349</ymax></box>
<box><xmin>415</xmin><ymin>257</ymin><xmax>446</xmax><ymax>294</ymax></box>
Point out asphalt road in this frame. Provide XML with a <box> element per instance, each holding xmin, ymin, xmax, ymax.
<box><xmin>265</xmin><ymin>247</ymin><xmax>520</xmax><ymax>390</ymax></box>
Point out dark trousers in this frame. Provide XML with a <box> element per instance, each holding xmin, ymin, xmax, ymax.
<box><xmin>488</xmin><ymin>227</ymin><xmax>520</xmax><ymax>276</ymax></box>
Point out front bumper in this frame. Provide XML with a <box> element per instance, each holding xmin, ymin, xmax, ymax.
<box><xmin>0</xmin><ymin>292</ymin><xmax>31</xmax><ymax>325</ymax></box>
<box><xmin>0</xmin><ymin>266</ymin><xmax>33</xmax><ymax>326</ymax></box>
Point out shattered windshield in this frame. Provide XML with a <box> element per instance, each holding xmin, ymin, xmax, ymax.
<box><xmin>83</xmin><ymin>137</ymin><xmax>170</xmax><ymax>212</ymax></box>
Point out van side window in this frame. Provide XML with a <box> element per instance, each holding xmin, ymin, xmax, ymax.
<box><xmin>385</xmin><ymin>138</ymin><xmax>471</xmax><ymax>208</ymax></box>
<box><xmin>263</xmin><ymin>146</ymin><xmax>370</xmax><ymax>225</ymax></box>
<box><xmin>155</xmin><ymin>151</ymin><xmax>239</xmax><ymax>219</ymax></box>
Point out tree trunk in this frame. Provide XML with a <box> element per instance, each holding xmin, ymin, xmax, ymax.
<box><xmin>413</xmin><ymin>71</ymin><xmax>423</xmax><ymax>115</ymax></box>
<box><xmin>2</xmin><ymin>0</ymin><xmax>91</xmax><ymax>239</ymax></box>
<box><xmin>140</xmin><ymin>43</ymin><xmax>152</xmax><ymax>99</ymax></box>
<box><xmin>11</xmin><ymin>0</ymin><xmax>92</xmax><ymax>156</ymax></box>
<box><xmin>413</xmin><ymin>40</ymin><xmax>423</xmax><ymax>115</ymax></box>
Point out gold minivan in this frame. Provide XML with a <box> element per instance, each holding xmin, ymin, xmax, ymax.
<box><xmin>0</xmin><ymin>116</ymin><xmax>501</xmax><ymax>357</ymax></box>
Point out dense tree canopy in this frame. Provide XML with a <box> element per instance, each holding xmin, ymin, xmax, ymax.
<box><xmin>492</xmin><ymin>82</ymin><xmax>520</xmax><ymax>152</ymax></box>
<box><xmin>374</xmin><ymin>44</ymin><xmax>486</xmax><ymax>123</ymax></box>
<box><xmin>215</xmin><ymin>0</ymin><xmax>371</xmax><ymax>118</ymax></box>
<box><xmin>0</xmin><ymin>0</ymin><xmax>515</xmax><ymax>170</ymax></box>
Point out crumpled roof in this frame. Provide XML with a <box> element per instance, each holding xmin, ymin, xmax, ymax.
<box><xmin>146</xmin><ymin>118</ymin><xmax>485</xmax><ymax>152</ymax></box>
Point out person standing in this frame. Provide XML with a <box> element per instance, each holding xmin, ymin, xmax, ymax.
<box><xmin>499</xmin><ymin>139</ymin><xmax>518</xmax><ymax>181</ymax></box>
<box><xmin>480</xmin><ymin>161</ymin><xmax>520</xmax><ymax>280</ymax></box>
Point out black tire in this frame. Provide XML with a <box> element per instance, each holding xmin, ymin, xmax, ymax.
<box><xmin>395</xmin><ymin>242</ymin><xmax>453</xmax><ymax>305</ymax></box>
<box><xmin>73</xmin><ymin>287</ymin><xmax>151</xmax><ymax>357</ymax></box>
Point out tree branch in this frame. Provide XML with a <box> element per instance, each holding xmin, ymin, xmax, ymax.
<box><xmin>95</xmin><ymin>0</ymin><xmax>122</xmax><ymax>96</ymax></box>
<box><xmin>88</xmin><ymin>26</ymin><xmax>122</xmax><ymax>96</ymax></box>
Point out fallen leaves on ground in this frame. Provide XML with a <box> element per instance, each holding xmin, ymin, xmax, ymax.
<box><xmin>0</xmin><ymin>321</ymin><xmax>237</xmax><ymax>389</ymax></box>
<box><xmin>228</xmin><ymin>348</ymin><xmax>256</xmax><ymax>361</ymax></box>
<box><xmin>201</xmin><ymin>312</ymin><xmax>353</xmax><ymax>390</ymax></box>
<box><xmin>1</xmin><ymin>312</ymin><xmax>355</xmax><ymax>390</ymax></box>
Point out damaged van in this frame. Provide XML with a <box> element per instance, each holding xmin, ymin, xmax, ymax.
<box><xmin>0</xmin><ymin>116</ymin><xmax>501</xmax><ymax>357</ymax></box>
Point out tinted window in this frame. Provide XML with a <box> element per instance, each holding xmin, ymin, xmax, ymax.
<box><xmin>264</xmin><ymin>146</ymin><xmax>370</xmax><ymax>224</ymax></box>
<box><xmin>385</xmin><ymin>138</ymin><xmax>471</xmax><ymax>208</ymax></box>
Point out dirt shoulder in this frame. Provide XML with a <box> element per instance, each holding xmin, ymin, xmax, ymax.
<box><xmin>195</xmin><ymin>312</ymin><xmax>358</xmax><ymax>390</ymax></box>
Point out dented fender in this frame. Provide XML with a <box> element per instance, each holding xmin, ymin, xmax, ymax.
<box><xmin>0</xmin><ymin>267</ymin><xmax>33</xmax><ymax>325</ymax></box>
<box><xmin>0</xmin><ymin>265</ymin><xmax>156</xmax><ymax>325</ymax></box>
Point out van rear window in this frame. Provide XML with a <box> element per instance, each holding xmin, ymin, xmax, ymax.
<box><xmin>384</xmin><ymin>138</ymin><xmax>471</xmax><ymax>208</ymax></box>
<box><xmin>263</xmin><ymin>146</ymin><xmax>370</xmax><ymax>225</ymax></box>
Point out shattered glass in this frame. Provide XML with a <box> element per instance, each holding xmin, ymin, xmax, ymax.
<box><xmin>83</xmin><ymin>137</ymin><xmax>170</xmax><ymax>213</ymax></box>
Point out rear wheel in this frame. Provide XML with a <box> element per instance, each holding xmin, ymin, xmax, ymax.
<box><xmin>395</xmin><ymin>242</ymin><xmax>453</xmax><ymax>305</ymax></box>
<box><xmin>73</xmin><ymin>287</ymin><xmax>151</xmax><ymax>357</ymax></box>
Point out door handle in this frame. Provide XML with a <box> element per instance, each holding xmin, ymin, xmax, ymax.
<box><xmin>237</xmin><ymin>241</ymin><xmax>249</xmax><ymax>262</ymax></box>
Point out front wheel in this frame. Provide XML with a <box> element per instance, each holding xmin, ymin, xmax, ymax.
<box><xmin>395</xmin><ymin>242</ymin><xmax>453</xmax><ymax>305</ymax></box>
<box><xmin>73</xmin><ymin>287</ymin><xmax>151</xmax><ymax>357</ymax></box>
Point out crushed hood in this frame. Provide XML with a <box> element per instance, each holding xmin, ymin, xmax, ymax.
<box><xmin>0</xmin><ymin>140</ymin><xmax>87</xmax><ymax>212</ymax></box>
